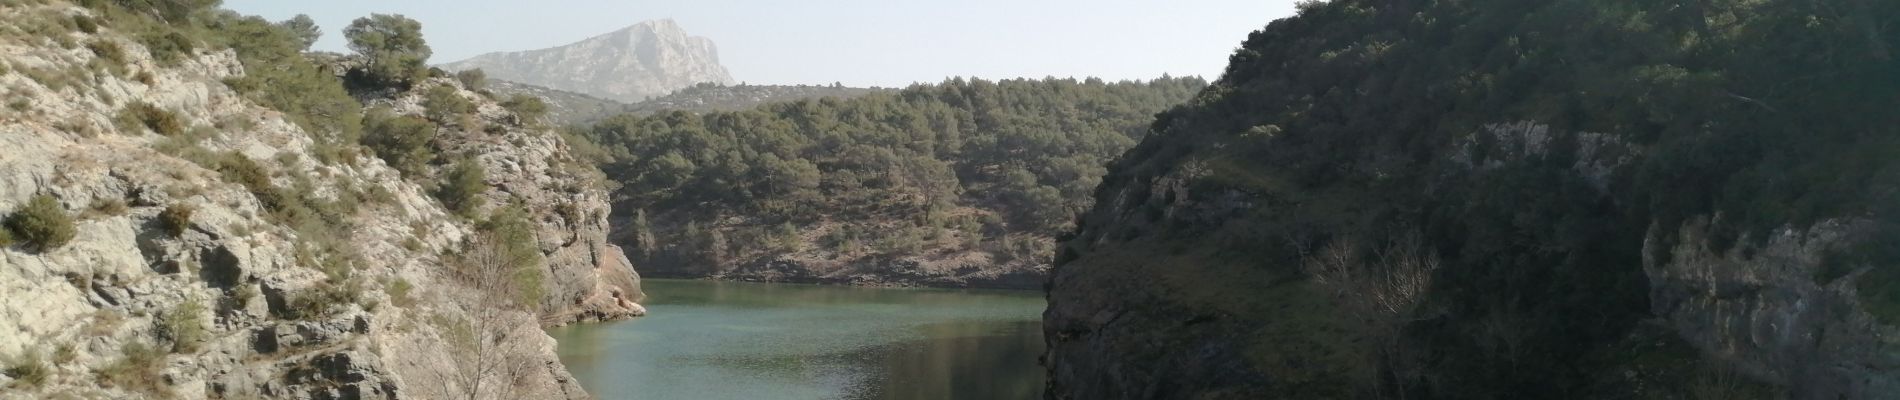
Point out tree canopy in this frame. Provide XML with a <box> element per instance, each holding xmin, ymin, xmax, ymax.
<box><xmin>577</xmin><ymin>76</ymin><xmax>1204</xmax><ymax>266</ymax></box>
<box><xmin>344</xmin><ymin>13</ymin><xmax>432</xmax><ymax>87</ymax></box>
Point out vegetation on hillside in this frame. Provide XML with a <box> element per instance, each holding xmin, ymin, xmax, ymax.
<box><xmin>575</xmin><ymin>77</ymin><xmax>1204</xmax><ymax>269</ymax></box>
<box><xmin>1052</xmin><ymin>0</ymin><xmax>1899</xmax><ymax>397</ymax></box>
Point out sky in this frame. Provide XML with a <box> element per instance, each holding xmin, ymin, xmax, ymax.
<box><xmin>223</xmin><ymin>0</ymin><xmax>1300</xmax><ymax>88</ymax></box>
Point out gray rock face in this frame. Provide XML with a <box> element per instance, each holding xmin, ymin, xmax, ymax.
<box><xmin>1647</xmin><ymin>218</ymin><xmax>1900</xmax><ymax>399</ymax></box>
<box><xmin>371</xmin><ymin>77</ymin><xmax>647</xmax><ymax>326</ymax></box>
<box><xmin>0</xmin><ymin>3</ymin><xmax>632</xmax><ymax>399</ymax></box>
<box><xmin>440</xmin><ymin>19</ymin><xmax>735</xmax><ymax>103</ymax></box>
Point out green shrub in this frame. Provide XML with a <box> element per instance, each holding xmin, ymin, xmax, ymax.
<box><xmin>137</xmin><ymin>30</ymin><xmax>194</xmax><ymax>66</ymax></box>
<box><xmin>5</xmin><ymin>194</ymin><xmax>76</xmax><ymax>252</ymax></box>
<box><xmin>435</xmin><ymin>158</ymin><xmax>487</xmax><ymax>216</ymax></box>
<box><xmin>422</xmin><ymin>84</ymin><xmax>472</xmax><ymax>122</ymax></box>
<box><xmin>501</xmin><ymin>94</ymin><xmax>548</xmax><ymax>124</ymax></box>
<box><xmin>0</xmin><ymin>226</ymin><xmax>13</xmax><ymax>248</ymax></box>
<box><xmin>360</xmin><ymin>107</ymin><xmax>437</xmax><ymax>177</ymax></box>
<box><xmin>116</xmin><ymin>101</ymin><xmax>184</xmax><ymax>136</ymax></box>
<box><xmin>215</xmin><ymin>15</ymin><xmax>364</xmax><ymax>150</ymax></box>
<box><xmin>158</xmin><ymin>203</ymin><xmax>192</xmax><ymax>237</ymax></box>
<box><xmin>158</xmin><ymin>300</ymin><xmax>205</xmax><ymax>353</ymax></box>
<box><xmin>6</xmin><ymin>98</ymin><xmax>27</xmax><ymax>113</ymax></box>
<box><xmin>454</xmin><ymin>68</ymin><xmax>486</xmax><ymax>91</ymax></box>
<box><xmin>72</xmin><ymin>14</ymin><xmax>99</xmax><ymax>34</ymax></box>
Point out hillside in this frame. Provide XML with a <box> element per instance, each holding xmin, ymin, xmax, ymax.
<box><xmin>440</xmin><ymin>19</ymin><xmax>733</xmax><ymax>103</ymax></box>
<box><xmin>576</xmin><ymin>77</ymin><xmax>1205</xmax><ymax>288</ymax></box>
<box><xmin>1045</xmin><ymin>0</ymin><xmax>1899</xmax><ymax>399</ymax></box>
<box><xmin>0</xmin><ymin>2</ymin><xmax>639</xmax><ymax>398</ymax></box>
<box><xmin>620</xmin><ymin>82</ymin><xmax>889</xmax><ymax>117</ymax></box>
<box><xmin>483</xmin><ymin>79</ymin><xmax>630</xmax><ymax>126</ymax></box>
<box><xmin>481</xmin><ymin>80</ymin><xmax>887</xmax><ymax>126</ymax></box>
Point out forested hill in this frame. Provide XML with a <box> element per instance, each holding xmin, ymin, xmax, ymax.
<box><xmin>1046</xmin><ymin>0</ymin><xmax>1898</xmax><ymax>399</ymax></box>
<box><xmin>574</xmin><ymin>77</ymin><xmax>1205</xmax><ymax>288</ymax></box>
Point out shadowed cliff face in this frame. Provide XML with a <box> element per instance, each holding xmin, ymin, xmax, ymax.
<box><xmin>1046</xmin><ymin>0</ymin><xmax>1899</xmax><ymax>398</ymax></box>
<box><xmin>439</xmin><ymin>19</ymin><xmax>734</xmax><ymax>103</ymax></box>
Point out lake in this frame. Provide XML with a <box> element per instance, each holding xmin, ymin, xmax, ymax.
<box><xmin>546</xmin><ymin>279</ymin><xmax>1047</xmax><ymax>400</ymax></box>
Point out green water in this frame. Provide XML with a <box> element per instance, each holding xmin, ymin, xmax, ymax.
<box><xmin>546</xmin><ymin>279</ymin><xmax>1047</xmax><ymax>400</ymax></box>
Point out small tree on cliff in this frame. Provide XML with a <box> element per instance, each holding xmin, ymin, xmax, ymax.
<box><xmin>344</xmin><ymin>14</ymin><xmax>432</xmax><ymax>88</ymax></box>
<box><xmin>435</xmin><ymin>225</ymin><xmax>545</xmax><ymax>400</ymax></box>
<box><xmin>1303</xmin><ymin>233</ymin><xmax>1439</xmax><ymax>399</ymax></box>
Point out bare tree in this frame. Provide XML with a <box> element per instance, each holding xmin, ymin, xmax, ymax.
<box><xmin>1303</xmin><ymin>233</ymin><xmax>1439</xmax><ymax>399</ymax></box>
<box><xmin>433</xmin><ymin>232</ymin><xmax>544</xmax><ymax>400</ymax></box>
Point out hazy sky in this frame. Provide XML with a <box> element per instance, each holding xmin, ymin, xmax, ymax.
<box><xmin>223</xmin><ymin>1</ymin><xmax>1299</xmax><ymax>88</ymax></box>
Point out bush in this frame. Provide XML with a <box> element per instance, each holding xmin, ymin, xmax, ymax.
<box><xmin>422</xmin><ymin>84</ymin><xmax>473</xmax><ymax>122</ymax></box>
<box><xmin>116</xmin><ymin>101</ymin><xmax>184</xmax><ymax>136</ymax></box>
<box><xmin>212</xmin><ymin>152</ymin><xmax>284</xmax><ymax>211</ymax></box>
<box><xmin>139</xmin><ymin>31</ymin><xmax>194</xmax><ymax>66</ymax></box>
<box><xmin>158</xmin><ymin>300</ymin><xmax>205</xmax><ymax>353</ymax></box>
<box><xmin>454</xmin><ymin>69</ymin><xmax>486</xmax><ymax>91</ymax></box>
<box><xmin>5</xmin><ymin>194</ymin><xmax>77</xmax><ymax>252</ymax></box>
<box><xmin>0</xmin><ymin>226</ymin><xmax>13</xmax><ymax>248</ymax></box>
<box><xmin>86</xmin><ymin>198</ymin><xmax>128</xmax><ymax>218</ymax></box>
<box><xmin>501</xmin><ymin>94</ymin><xmax>548</xmax><ymax>124</ymax></box>
<box><xmin>360</xmin><ymin>107</ymin><xmax>437</xmax><ymax>177</ymax></box>
<box><xmin>159</xmin><ymin>203</ymin><xmax>192</xmax><ymax>237</ymax></box>
<box><xmin>279</xmin><ymin>279</ymin><xmax>362</xmax><ymax>320</ymax></box>
<box><xmin>96</xmin><ymin>340</ymin><xmax>165</xmax><ymax>395</ymax></box>
<box><xmin>72</xmin><ymin>14</ymin><xmax>99</xmax><ymax>34</ymax></box>
<box><xmin>435</xmin><ymin>158</ymin><xmax>487</xmax><ymax>216</ymax></box>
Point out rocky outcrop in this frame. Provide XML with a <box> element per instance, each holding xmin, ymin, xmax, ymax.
<box><xmin>440</xmin><ymin>19</ymin><xmax>734</xmax><ymax>103</ymax></box>
<box><xmin>0</xmin><ymin>3</ymin><xmax>634</xmax><ymax>398</ymax></box>
<box><xmin>369</xmin><ymin>77</ymin><xmax>646</xmax><ymax>326</ymax></box>
<box><xmin>1647</xmin><ymin>218</ymin><xmax>1900</xmax><ymax>399</ymax></box>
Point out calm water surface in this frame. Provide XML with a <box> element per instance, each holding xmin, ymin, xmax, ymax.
<box><xmin>546</xmin><ymin>279</ymin><xmax>1046</xmax><ymax>400</ymax></box>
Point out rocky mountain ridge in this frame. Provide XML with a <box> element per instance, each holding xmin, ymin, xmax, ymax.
<box><xmin>441</xmin><ymin>19</ymin><xmax>734</xmax><ymax>103</ymax></box>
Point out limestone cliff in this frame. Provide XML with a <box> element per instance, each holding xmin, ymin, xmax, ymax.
<box><xmin>366</xmin><ymin>76</ymin><xmax>646</xmax><ymax>325</ymax></box>
<box><xmin>0</xmin><ymin>3</ymin><xmax>638</xmax><ymax>398</ymax></box>
<box><xmin>440</xmin><ymin>19</ymin><xmax>734</xmax><ymax>103</ymax></box>
<box><xmin>1046</xmin><ymin>0</ymin><xmax>1899</xmax><ymax>398</ymax></box>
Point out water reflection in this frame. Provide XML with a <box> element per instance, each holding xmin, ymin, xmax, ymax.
<box><xmin>547</xmin><ymin>279</ymin><xmax>1046</xmax><ymax>400</ymax></box>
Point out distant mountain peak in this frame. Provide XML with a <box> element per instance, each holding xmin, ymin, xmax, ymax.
<box><xmin>441</xmin><ymin>19</ymin><xmax>734</xmax><ymax>103</ymax></box>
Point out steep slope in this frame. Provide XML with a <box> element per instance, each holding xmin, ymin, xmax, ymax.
<box><xmin>363</xmin><ymin>78</ymin><xmax>647</xmax><ymax>326</ymax></box>
<box><xmin>440</xmin><ymin>19</ymin><xmax>734</xmax><ymax>103</ymax></box>
<box><xmin>579</xmin><ymin>77</ymin><xmax>1205</xmax><ymax>289</ymax></box>
<box><xmin>0</xmin><ymin>2</ymin><xmax>638</xmax><ymax>398</ymax></box>
<box><xmin>1047</xmin><ymin>0</ymin><xmax>1898</xmax><ymax>399</ymax></box>
<box><xmin>483</xmin><ymin>79</ymin><xmax>630</xmax><ymax>126</ymax></box>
